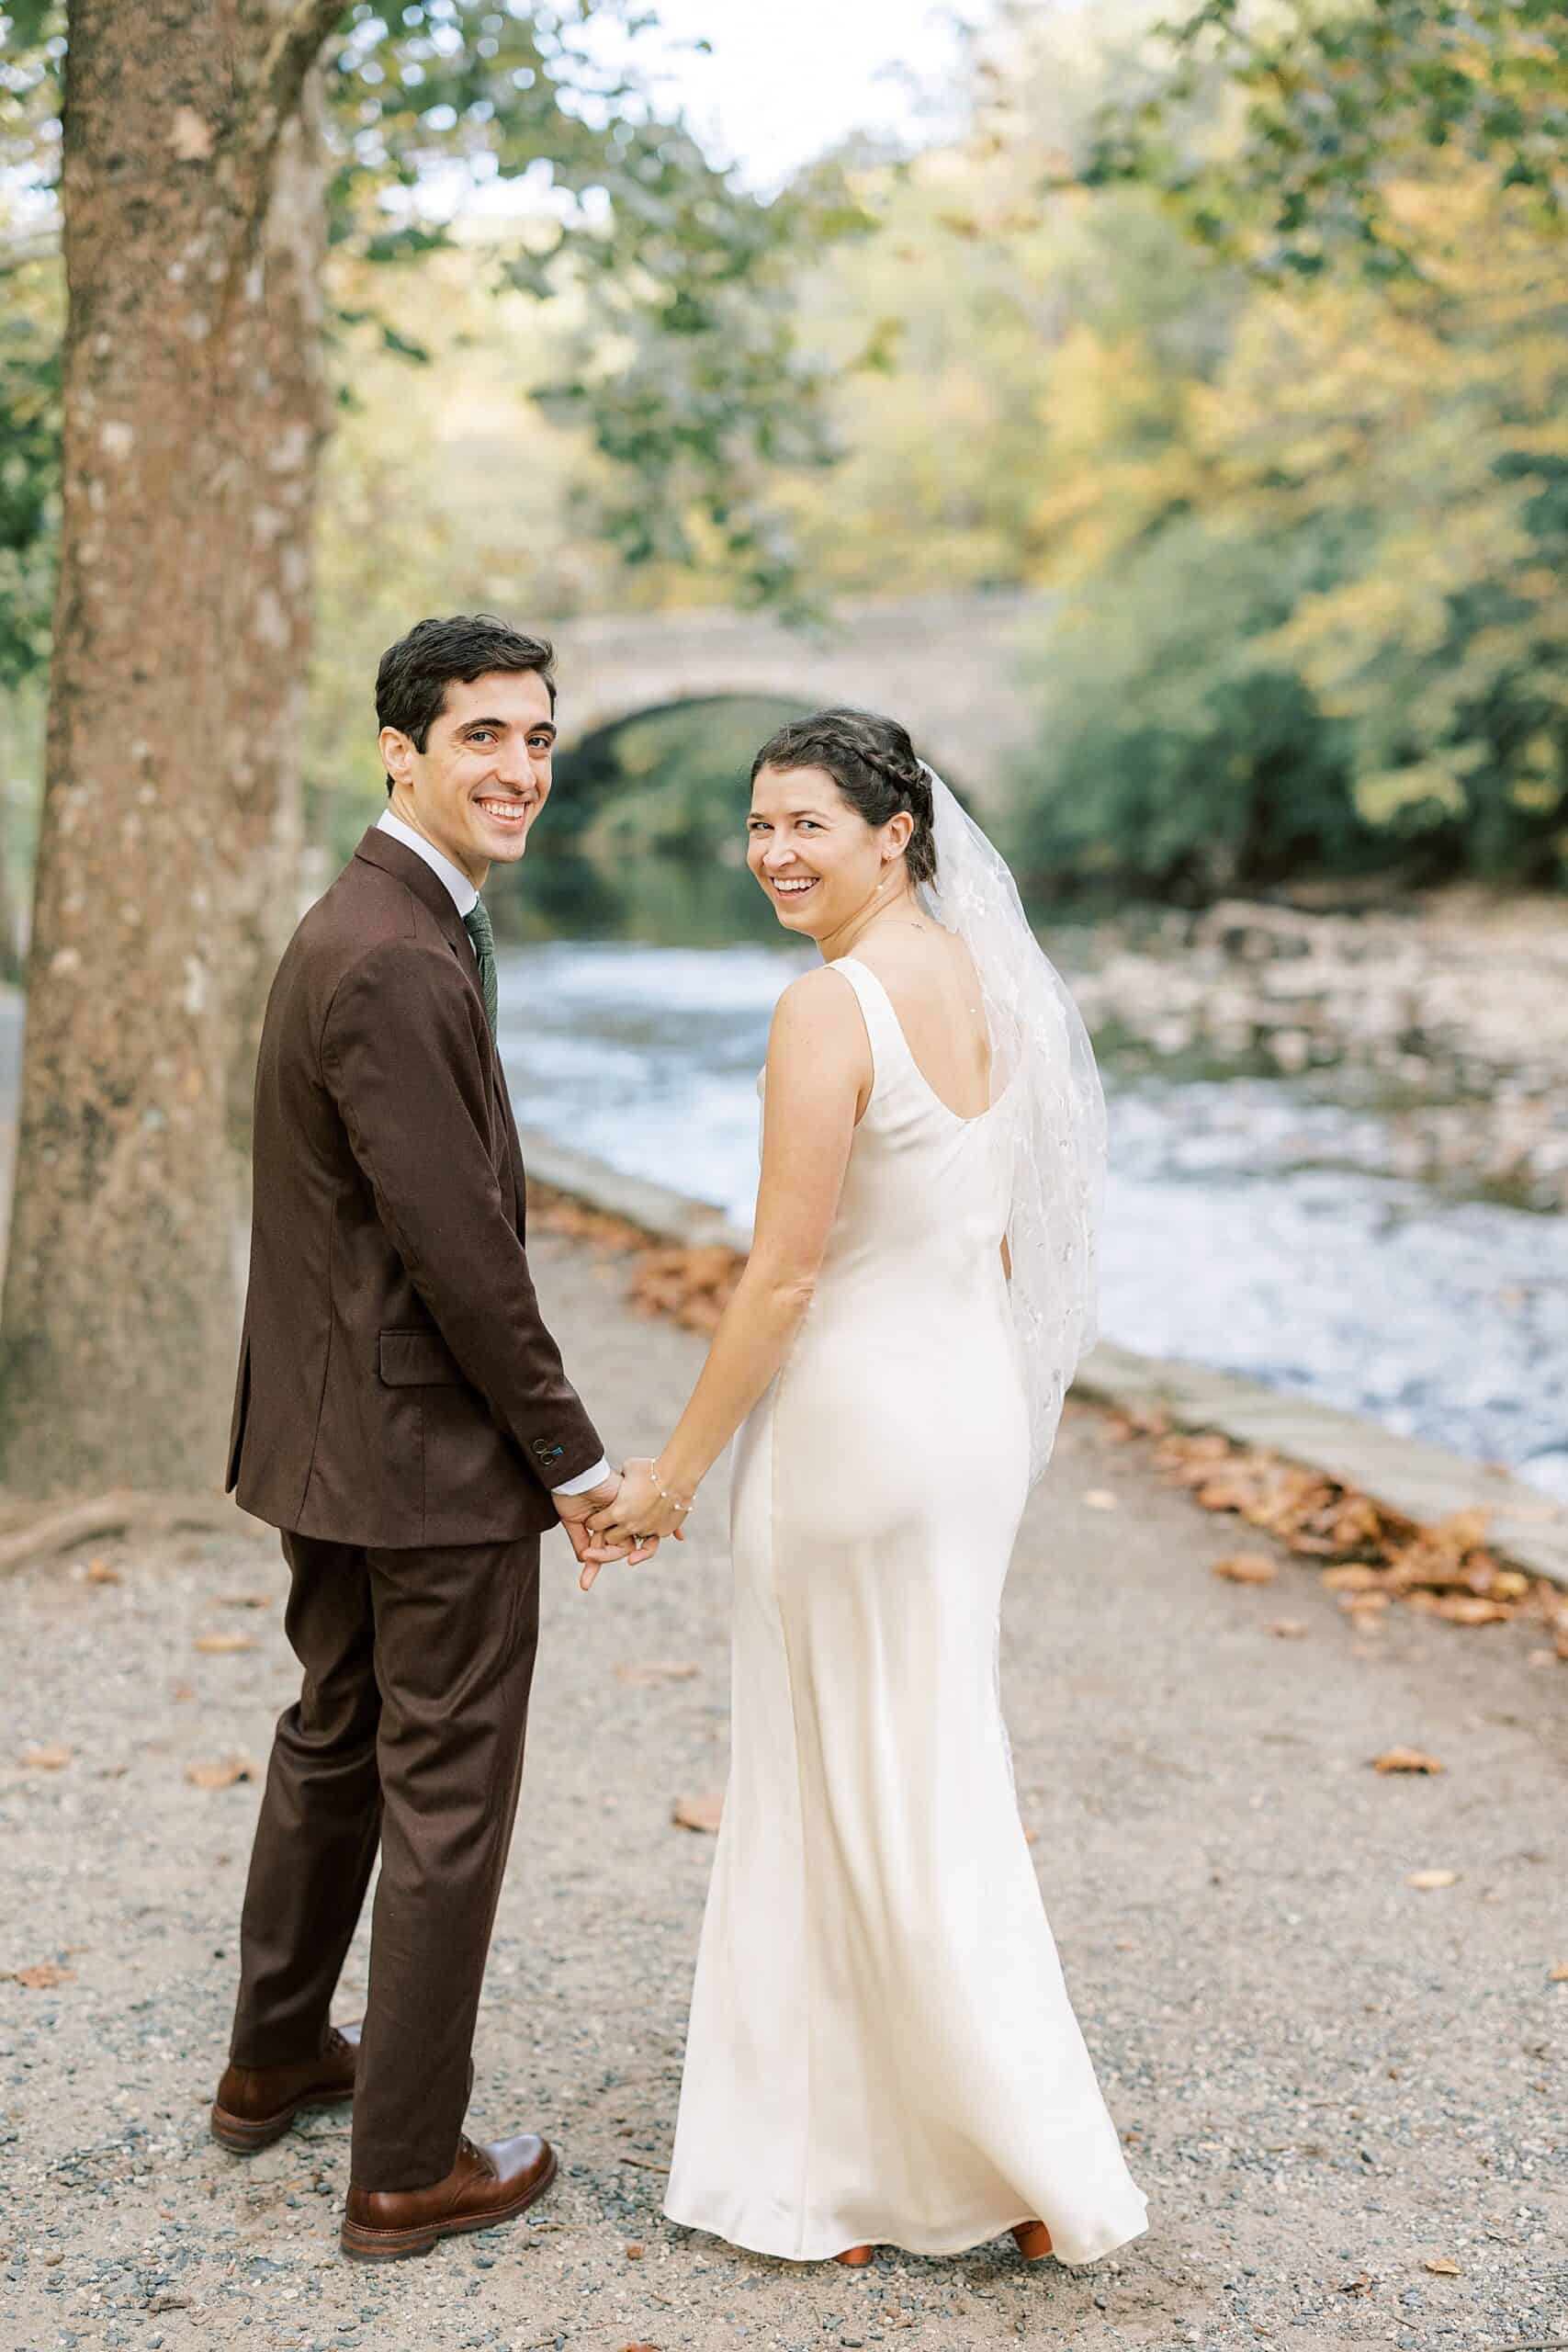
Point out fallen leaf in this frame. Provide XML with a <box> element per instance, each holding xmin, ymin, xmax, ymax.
<box><xmin>615</xmin><ymin>1660</ymin><xmax>699</xmax><ymax>1688</ymax></box>
<box><xmin>1080</xmin><ymin>1488</ymin><xmax>1117</xmax><ymax>1510</ymax></box>
<box><xmin>671</xmin><ymin>1792</ymin><xmax>723</xmax><ymax>1835</ymax></box>
<box><xmin>1429</xmin><ymin>1594</ymin><xmax>1512</xmax><ymax>1626</ymax></box>
<box><xmin>1423</xmin><ymin>2256</ymin><xmax>1461</xmax><ymax>2276</ymax></box>
<box><xmin>85</xmin><ymin>1557</ymin><xmax>120</xmax><ymax>1585</ymax></box>
<box><xmin>1195</xmin><ymin>1473</ymin><xmax>1268</xmax><ymax>1513</ymax></box>
<box><xmin>1269</xmin><ymin>1619</ymin><xmax>1308</xmax><ymax>1639</ymax></box>
<box><xmin>1405</xmin><ymin>1868</ymin><xmax>1459</xmax><ymax>1891</ymax></box>
<box><xmin>1323</xmin><ymin>1564</ymin><xmax>1384</xmax><ymax>1592</ymax></box>
<box><xmin>1372</xmin><ymin>1747</ymin><xmax>1443</xmax><ymax>1774</ymax></box>
<box><xmin>624</xmin><ymin>2242</ymin><xmax>645</xmax><ymax>2258</ymax></box>
<box><xmin>5</xmin><ymin>1962</ymin><xmax>75</xmax><ymax>1989</ymax></box>
<box><xmin>193</xmin><ymin>1632</ymin><xmax>255</xmax><ymax>1655</ymax></box>
<box><xmin>1337</xmin><ymin>2271</ymin><xmax>1373</xmax><ymax>2294</ymax></box>
<box><xmin>185</xmin><ymin>1756</ymin><xmax>256</xmax><ymax>1792</ymax></box>
<box><xmin>21</xmin><ymin>1743</ymin><xmax>73</xmax><ymax>1770</ymax></box>
<box><xmin>1212</xmin><ymin>1553</ymin><xmax>1278</xmax><ymax>1585</ymax></box>
<box><xmin>1548</xmin><ymin>1962</ymin><xmax>1568</xmax><ymax>1983</ymax></box>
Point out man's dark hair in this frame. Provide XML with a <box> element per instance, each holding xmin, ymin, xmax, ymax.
<box><xmin>375</xmin><ymin>614</ymin><xmax>557</xmax><ymax>792</ymax></box>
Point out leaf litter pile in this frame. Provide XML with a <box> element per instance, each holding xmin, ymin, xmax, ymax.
<box><xmin>528</xmin><ymin>1184</ymin><xmax>742</xmax><ymax>1337</ymax></box>
<box><xmin>1109</xmin><ymin>1410</ymin><xmax>1568</xmax><ymax>1660</ymax></box>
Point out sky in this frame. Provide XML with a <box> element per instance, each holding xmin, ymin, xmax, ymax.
<box><xmin>603</xmin><ymin>1</ymin><xmax>996</xmax><ymax>191</ymax></box>
<box><xmin>410</xmin><ymin>3</ymin><xmax>1001</xmax><ymax>232</ymax></box>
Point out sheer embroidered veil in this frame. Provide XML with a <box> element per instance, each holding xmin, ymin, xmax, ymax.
<box><xmin>916</xmin><ymin>765</ymin><xmax>1107</xmax><ymax>1485</ymax></box>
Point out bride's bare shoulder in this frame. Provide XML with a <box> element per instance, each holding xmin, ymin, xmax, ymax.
<box><xmin>766</xmin><ymin>963</ymin><xmax>872</xmax><ymax>1076</ymax></box>
<box><xmin>774</xmin><ymin>962</ymin><xmax>862</xmax><ymax>1019</ymax></box>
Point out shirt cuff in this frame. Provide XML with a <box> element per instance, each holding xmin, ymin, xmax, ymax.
<box><xmin>550</xmin><ymin>1455</ymin><xmax>612</xmax><ymax>1496</ymax></box>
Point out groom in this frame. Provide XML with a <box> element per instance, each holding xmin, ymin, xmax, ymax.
<box><xmin>215</xmin><ymin>615</ymin><xmax>639</xmax><ymax>2261</ymax></box>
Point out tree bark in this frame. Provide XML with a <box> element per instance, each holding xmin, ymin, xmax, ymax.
<box><xmin>0</xmin><ymin>0</ymin><xmax>331</xmax><ymax>1494</ymax></box>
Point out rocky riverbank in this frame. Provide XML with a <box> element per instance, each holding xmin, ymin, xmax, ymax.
<box><xmin>1055</xmin><ymin>889</ymin><xmax>1568</xmax><ymax>1210</ymax></box>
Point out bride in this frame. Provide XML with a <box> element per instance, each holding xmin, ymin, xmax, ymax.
<box><xmin>582</xmin><ymin>707</ymin><xmax>1149</xmax><ymax>2267</ymax></box>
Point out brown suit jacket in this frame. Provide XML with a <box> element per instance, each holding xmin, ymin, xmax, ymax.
<box><xmin>226</xmin><ymin>824</ymin><xmax>604</xmax><ymax>1546</ymax></box>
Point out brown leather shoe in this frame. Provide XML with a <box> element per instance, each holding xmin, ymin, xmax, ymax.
<box><xmin>340</xmin><ymin>2132</ymin><xmax>557</xmax><ymax>2262</ymax></box>
<box><xmin>210</xmin><ymin>2024</ymin><xmax>361</xmax><ymax>2154</ymax></box>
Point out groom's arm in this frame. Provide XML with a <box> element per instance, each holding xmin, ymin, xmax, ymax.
<box><xmin>321</xmin><ymin>939</ymin><xmax>604</xmax><ymax>1487</ymax></box>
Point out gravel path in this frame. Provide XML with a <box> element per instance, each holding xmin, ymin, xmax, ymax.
<box><xmin>2</xmin><ymin>1229</ymin><xmax>1564</xmax><ymax>2352</ymax></box>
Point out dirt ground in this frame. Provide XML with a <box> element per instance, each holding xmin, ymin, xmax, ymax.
<box><xmin>2</xmin><ymin>1230</ymin><xmax>1564</xmax><ymax>2352</ymax></box>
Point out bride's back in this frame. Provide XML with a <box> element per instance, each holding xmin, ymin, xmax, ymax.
<box><xmin>845</xmin><ymin>925</ymin><xmax>994</xmax><ymax>1123</ymax></box>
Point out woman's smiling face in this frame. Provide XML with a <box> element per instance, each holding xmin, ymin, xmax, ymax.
<box><xmin>747</xmin><ymin>763</ymin><xmax>904</xmax><ymax>939</ymax></box>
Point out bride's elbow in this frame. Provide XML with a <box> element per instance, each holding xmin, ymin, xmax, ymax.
<box><xmin>773</xmin><ymin>1269</ymin><xmax>818</xmax><ymax>1318</ymax></box>
<box><xmin>747</xmin><ymin>1258</ymin><xmax>818</xmax><ymax>1318</ymax></box>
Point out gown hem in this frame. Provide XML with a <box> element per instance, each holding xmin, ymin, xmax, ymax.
<box><xmin>660</xmin><ymin>2190</ymin><xmax>1150</xmax><ymax>2268</ymax></box>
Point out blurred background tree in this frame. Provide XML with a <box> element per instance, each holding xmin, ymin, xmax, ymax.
<box><xmin>988</xmin><ymin>0</ymin><xmax>1568</xmax><ymax>896</ymax></box>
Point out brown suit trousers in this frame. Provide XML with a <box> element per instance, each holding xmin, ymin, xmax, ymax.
<box><xmin>231</xmin><ymin>1529</ymin><xmax>542</xmax><ymax>2189</ymax></box>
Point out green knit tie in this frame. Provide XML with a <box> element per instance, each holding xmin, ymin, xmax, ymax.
<box><xmin>463</xmin><ymin>896</ymin><xmax>499</xmax><ymax>1039</ymax></box>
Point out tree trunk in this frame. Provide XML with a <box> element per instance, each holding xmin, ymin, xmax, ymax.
<box><xmin>0</xmin><ymin>0</ymin><xmax>331</xmax><ymax>1495</ymax></box>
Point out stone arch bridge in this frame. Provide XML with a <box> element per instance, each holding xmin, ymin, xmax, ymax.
<box><xmin>546</xmin><ymin>591</ymin><xmax>1049</xmax><ymax>809</ymax></box>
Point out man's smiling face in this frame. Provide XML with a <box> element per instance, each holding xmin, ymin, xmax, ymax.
<box><xmin>380</xmin><ymin>668</ymin><xmax>557</xmax><ymax>888</ymax></box>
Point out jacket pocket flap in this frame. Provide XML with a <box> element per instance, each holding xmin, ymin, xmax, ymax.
<box><xmin>378</xmin><ymin>1328</ymin><xmax>464</xmax><ymax>1386</ymax></box>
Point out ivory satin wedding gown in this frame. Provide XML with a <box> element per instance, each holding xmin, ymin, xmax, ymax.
<box><xmin>661</xmin><ymin>956</ymin><xmax>1150</xmax><ymax>2266</ymax></box>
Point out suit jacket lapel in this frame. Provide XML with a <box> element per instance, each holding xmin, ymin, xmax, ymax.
<box><xmin>352</xmin><ymin>825</ymin><xmax>524</xmax><ymax>1230</ymax></box>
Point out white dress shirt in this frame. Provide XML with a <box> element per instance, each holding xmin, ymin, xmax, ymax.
<box><xmin>373</xmin><ymin>808</ymin><xmax>610</xmax><ymax>1499</ymax></box>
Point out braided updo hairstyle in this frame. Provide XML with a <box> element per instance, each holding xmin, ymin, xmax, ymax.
<box><xmin>750</xmin><ymin>707</ymin><xmax>938</xmax><ymax>888</ymax></box>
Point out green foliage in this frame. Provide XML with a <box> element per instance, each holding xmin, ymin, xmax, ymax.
<box><xmin>0</xmin><ymin>294</ymin><xmax>56</xmax><ymax>689</ymax></box>
<box><xmin>0</xmin><ymin>5</ymin><xmax>64</xmax><ymax>684</ymax></box>
<box><xmin>0</xmin><ymin>1</ymin><xmax>869</xmax><ymax>690</ymax></box>
<box><xmin>319</xmin><ymin>3</ymin><xmax>873</xmax><ymax>607</ymax></box>
<box><xmin>976</xmin><ymin>0</ymin><xmax>1568</xmax><ymax>896</ymax></box>
<box><xmin>1010</xmin><ymin>518</ymin><xmax>1367</xmax><ymax>898</ymax></box>
<box><xmin>1077</xmin><ymin>0</ymin><xmax>1568</xmax><ymax>279</ymax></box>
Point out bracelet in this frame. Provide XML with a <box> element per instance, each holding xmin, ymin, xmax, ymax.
<box><xmin>651</xmin><ymin>1461</ymin><xmax>695</xmax><ymax>1517</ymax></box>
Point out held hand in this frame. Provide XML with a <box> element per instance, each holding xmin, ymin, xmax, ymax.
<box><xmin>581</xmin><ymin>1456</ymin><xmax>693</xmax><ymax>1565</ymax></box>
<box><xmin>558</xmin><ymin>1469</ymin><xmax>663</xmax><ymax>1594</ymax></box>
<box><xmin>554</xmin><ymin>1470</ymin><xmax>621</xmax><ymax>1541</ymax></box>
<box><xmin>555</xmin><ymin>1473</ymin><xmax>637</xmax><ymax>1580</ymax></box>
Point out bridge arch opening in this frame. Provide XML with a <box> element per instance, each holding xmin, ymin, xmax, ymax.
<box><xmin>552</xmin><ymin>694</ymin><xmax>814</xmax><ymax>862</ymax></box>
<box><xmin>550</xmin><ymin>691</ymin><xmax>980</xmax><ymax>865</ymax></box>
